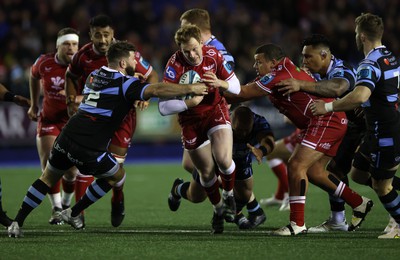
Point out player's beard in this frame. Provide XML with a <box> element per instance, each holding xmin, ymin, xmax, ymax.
<box><xmin>126</xmin><ymin>65</ymin><xmax>135</xmax><ymax>76</ymax></box>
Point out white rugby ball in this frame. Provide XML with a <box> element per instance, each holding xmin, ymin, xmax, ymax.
<box><xmin>178</xmin><ymin>70</ymin><xmax>201</xmax><ymax>99</ymax></box>
<box><xmin>179</xmin><ymin>70</ymin><xmax>201</xmax><ymax>84</ymax></box>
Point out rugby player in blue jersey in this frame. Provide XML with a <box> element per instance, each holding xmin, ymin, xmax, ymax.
<box><xmin>311</xmin><ymin>13</ymin><xmax>400</xmax><ymax>238</ymax></box>
<box><xmin>7</xmin><ymin>41</ymin><xmax>208</xmax><ymax>238</ymax></box>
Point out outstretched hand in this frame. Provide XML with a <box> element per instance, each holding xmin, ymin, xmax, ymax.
<box><xmin>310</xmin><ymin>100</ymin><xmax>328</xmax><ymax>116</ymax></box>
<box><xmin>134</xmin><ymin>100</ymin><xmax>150</xmax><ymax>111</ymax></box>
<box><xmin>186</xmin><ymin>95</ymin><xmax>204</xmax><ymax>108</ymax></box>
<box><xmin>201</xmin><ymin>71</ymin><xmax>227</xmax><ymax>90</ymax></box>
<box><xmin>247</xmin><ymin>143</ymin><xmax>264</xmax><ymax>164</ymax></box>
<box><xmin>276</xmin><ymin>78</ymin><xmax>301</xmax><ymax>96</ymax></box>
<box><xmin>191</xmin><ymin>83</ymin><xmax>208</xmax><ymax>95</ymax></box>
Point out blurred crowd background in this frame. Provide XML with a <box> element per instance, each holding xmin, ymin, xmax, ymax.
<box><xmin>0</xmin><ymin>0</ymin><xmax>399</xmax><ymax>153</ymax></box>
<box><xmin>1</xmin><ymin>0</ymin><xmax>399</xmax><ymax>97</ymax></box>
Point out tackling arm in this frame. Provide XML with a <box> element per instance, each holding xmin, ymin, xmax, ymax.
<box><xmin>64</xmin><ymin>69</ymin><xmax>82</xmax><ymax>117</ymax></box>
<box><xmin>224</xmin><ymin>82</ymin><xmax>267</xmax><ymax>104</ymax></box>
<box><xmin>277</xmin><ymin>78</ymin><xmax>349</xmax><ymax>97</ymax></box>
<box><xmin>247</xmin><ymin>130</ymin><xmax>275</xmax><ymax>164</ymax></box>
<box><xmin>144</xmin><ymin>82</ymin><xmax>208</xmax><ymax>100</ymax></box>
<box><xmin>311</xmin><ymin>85</ymin><xmax>371</xmax><ymax>115</ymax></box>
<box><xmin>0</xmin><ymin>83</ymin><xmax>30</xmax><ymax>107</ymax></box>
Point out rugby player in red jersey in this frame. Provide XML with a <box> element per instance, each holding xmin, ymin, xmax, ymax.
<box><xmin>225</xmin><ymin>43</ymin><xmax>373</xmax><ymax>236</ymax></box>
<box><xmin>28</xmin><ymin>27</ymin><xmax>79</xmax><ymax>225</ymax></box>
<box><xmin>64</xmin><ymin>15</ymin><xmax>158</xmax><ymax>227</ymax></box>
<box><xmin>159</xmin><ymin>24</ymin><xmax>241</xmax><ymax>234</ymax></box>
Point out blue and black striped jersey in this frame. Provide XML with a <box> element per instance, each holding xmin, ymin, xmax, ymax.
<box><xmin>313</xmin><ymin>55</ymin><xmax>357</xmax><ymax>96</ymax></box>
<box><xmin>355</xmin><ymin>46</ymin><xmax>400</xmax><ymax>136</ymax></box>
<box><xmin>63</xmin><ymin>66</ymin><xmax>149</xmax><ymax>151</ymax></box>
<box><xmin>205</xmin><ymin>35</ymin><xmax>235</xmax><ymax>69</ymax></box>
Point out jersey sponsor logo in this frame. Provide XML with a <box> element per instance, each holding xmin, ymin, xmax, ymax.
<box><xmin>41</xmin><ymin>126</ymin><xmax>55</xmax><ymax>132</ymax></box>
<box><xmin>214</xmin><ymin>116</ymin><xmax>223</xmax><ymax>122</ymax></box>
<box><xmin>331</xmin><ymin>69</ymin><xmax>345</xmax><ymax>78</ymax></box>
<box><xmin>203</xmin><ymin>64</ymin><xmax>215</xmax><ymax>71</ymax></box>
<box><xmin>260</xmin><ymin>75</ymin><xmax>273</xmax><ymax>85</ymax></box>
<box><xmin>206</xmin><ymin>49</ymin><xmax>217</xmax><ymax>57</ymax></box>
<box><xmin>223</xmin><ymin>61</ymin><xmax>232</xmax><ymax>73</ymax></box>
<box><xmin>384</xmin><ymin>58</ymin><xmax>390</xmax><ymax>65</ymax></box>
<box><xmin>51</xmin><ymin>76</ymin><xmax>65</xmax><ymax>90</ymax></box>
<box><xmin>54</xmin><ymin>142</ymin><xmax>66</xmax><ymax>154</ymax></box>
<box><xmin>318</xmin><ymin>142</ymin><xmax>331</xmax><ymax>150</ymax></box>
<box><xmin>357</xmin><ymin>66</ymin><xmax>372</xmax><ymax>79</ymax></box>
<box><xmin>85</xmin><ymin>59</ymin><xmax>93</xmax><ymax>64</ymax></box>
<box><xmin>123</xmin><ymin>137</ymin><xmax>131</xmax><ymax>144</ymax></box>
<box><xmin>185</xmin><ymin>137</ymin><xmax>197</xmax><ymax>145</ymax></box>
<box><xmin>67</xmin><ymin>152</ymin><xmax>83</xmax><ymax>166</ymax></box>
<box><xmin>165</xmin><ymin>66</ymin><xmax>177</xmax><ymax>80</ymax></box>
<box><xmin>139</xmin><ymin>56</ymin><xmax>150</xmax><ymax>69</ymax></box>
<box><xmin>45</xmin><ymin>67</ymin><xmax>52</xmax><ymax>72</ymax></box>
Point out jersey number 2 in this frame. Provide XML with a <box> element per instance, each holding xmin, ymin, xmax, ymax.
<box><xmin>85</xmin><ymin>90</ymin><xmax>100</xmax><ymax>107</ymax></box>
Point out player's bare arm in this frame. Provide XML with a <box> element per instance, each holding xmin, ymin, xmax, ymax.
<box><xmin>144</xmin><ymin>82</ymin><xmax>208</xmax><ymax>100</ymax></box>
<box><xmin>0</xmin><ymin>83</ymin><xmax>30</xmax><ymax>107</ymax></box>
<box><xmin>247</xmin><ymin>131</ymin><xmax>275</xmax><ymax>164</ymax></box>
<box><xmin>224</xmin><ymin>82</ymin><xmax>266</xmax><ymax>104</ymax></box>
<box><xmin>27</xmin><ymin>76</ymin><xmax>41</xmax><ymax>121</ymax></box>
<box><xmin>64</xmin><ymin>70</ymin><xmax>82</xmax><ymax>117</ymax></box>
<box><xmin>277</xmin><ymin>78</ymin><xmax>349</xmax><ymax>97</ymax></box>
<box><xmin>310</xmin><ymin>85</ymin><xmax>371</xmax><ymax>115</ymax></box>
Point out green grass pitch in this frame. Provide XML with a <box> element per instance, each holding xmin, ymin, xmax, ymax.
<box><xmin>0</xmin><ymin>163</ymin><xmax>399</xmax><ymax>259</ymax></box>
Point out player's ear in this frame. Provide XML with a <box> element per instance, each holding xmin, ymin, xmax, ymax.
<box><xmin>360</xmin><ymin>33</ymin><xmax>366</xmax><ymax>42</ymax></box>
<box><xmin>119</xmin><ymin>59</ymin><xmax>126</xmax><ymax>69</ymax></box>
<box><xmin>320</xmin><ymin>49</ymin><xmax>328</xmax><ymax>59</ymax></box>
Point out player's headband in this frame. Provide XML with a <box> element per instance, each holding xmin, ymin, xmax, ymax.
<box><xmin>56</xmin><ymin>34</ymin><xmax>79</xmax><ymax>47</ymax></box>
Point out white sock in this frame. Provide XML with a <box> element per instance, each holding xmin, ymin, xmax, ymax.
<box><xmin>61</xmin><ymin>192</ymin><xmax>74</xmax><ymax>208</ymax></box>
<box><xmin>48</xmin><ymin>192</ymin><xmax>62</xmax><ymax>209</ymax></box>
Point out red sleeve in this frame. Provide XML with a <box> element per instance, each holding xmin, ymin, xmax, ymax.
<box><xmin>134</xmin><ymin>51</ymin><xmax>153</xmax><ymax>78</ymax></box>
<box><xmin>31</xmin><ymin>55</ymin><xmax>45</xmax><ymax>79</ymax></box>
<box><xmin>216</xmin><ymin>51</ymin><xmax>234</xmax><ymax>81</ymax></box>
<box><xmin>68</xmin><ymin>51</ymin><xmax>84</xmax><ymax>78</ymax></box>
<box><xmin>163</xmin><ymin>53</ymin><xmax>182</xmax><ymax>84</ymax></box>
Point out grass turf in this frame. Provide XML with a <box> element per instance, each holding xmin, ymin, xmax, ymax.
<box><xmin>0</xmin><ymin>163</ymin><xmax>399</xmax><ymax>259</ymax></box>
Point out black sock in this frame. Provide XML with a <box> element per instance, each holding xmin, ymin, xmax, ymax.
<box><xmin>247</xmin><ymin>199</ymin><xmax>263</xmax><ymax>216</ymax></box>
<box><xmin>71</xmin><ymin>178</ymin><xmax>112</xmax><ymax>217</ymax></box>
<box><xmin>379</xmin><ymin>188</ymin><xmax>400</xmax><ymax>224</ymax></box>
<box><xmin>15</xmin><ymin>179</ymin><xmax>50</xmax><ymax>227</ymax></box>
<box><xmin>235</xmin><ymin>198</ymin><xmax>248</xmax><ymax>213</ymax></box>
